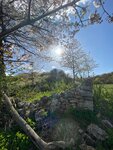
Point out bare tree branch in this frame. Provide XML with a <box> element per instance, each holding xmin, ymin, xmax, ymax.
<box><xmin>99</xmin><ymin>0</ymin><xmax>111</xmax><ymax>17</ymax></box>
<box><xmin>28</xmin><ymin>0</ymin><xmax>32</xmax><ymax>20</ymax></box>
<box><xmin>0</xmin><ymin>0</ymin><xmax>80</xmax><ymax>40</ymax></box>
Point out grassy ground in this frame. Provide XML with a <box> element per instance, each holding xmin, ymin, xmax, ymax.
<box><xmin>6</xmin><ymin>73</ymin><xmax>73</xmax><ymax>101</ymax></box>
<box><xmin>93</xmin><ymin>84</ymin><xmax>113</xmax><ymax>121</ymax></box>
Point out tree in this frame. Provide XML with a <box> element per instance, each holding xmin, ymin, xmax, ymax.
<box><xmin>61</xmin><ymin>39</ymin><xmax>96</xmax><ymax>80</ymax></box>
<box><xmin>0</xmin><ymin>0</ymin><xmax>81</xmax><ymax>99</ymax></box>
<box><xmin>82</xmin><ymin>53</ymin><xmax>97</xmax><ymax>77</ymax></box>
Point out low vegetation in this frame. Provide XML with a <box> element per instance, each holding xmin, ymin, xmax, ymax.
<box><xmin>6</xmin><ymin>69</ymin><xmax>73</xmax><ymax>101</ymax></box>
<box><xmin>93</xmin><ymin>84</ymin><xmax>113</xmax><ymax>121</ymax></box>
<box><xmin>1</xmin><ymin>71</ymin><xmax>113</xmax><ymax>150</ymax></box>
<box><xmin>94</xmin><ymin>72</ymin><xmax>113</xmax><ymax>84</ymax></box>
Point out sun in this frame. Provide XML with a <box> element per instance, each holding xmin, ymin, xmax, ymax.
<box><xmin>55</xmin><ymin>46</ymin><xmax>63</xmax><ymax>56</ymax></box>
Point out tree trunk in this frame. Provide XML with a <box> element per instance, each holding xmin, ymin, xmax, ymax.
<box><xmin>3</xmin><ymin>92</ymin><xmax>66</xmax><ymax>150</ymax></box>
<box><xmin>0</xmin><ymin>40</ymin><xmax>6</xmax><ymax>102</ymax></box>
<box><xmin>0</xmin><ymin>1</ymin><xmax>6</xmax><ymax>103</ymax></box>
<box><xmin>72</xmin><ymin>65</ymin><xmax>75</xmax><ymax>82</ymax></box>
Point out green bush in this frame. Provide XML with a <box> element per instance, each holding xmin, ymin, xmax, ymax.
<box><xmin>96</xmin><ymin>128</ymin><xmax>113</xmax><ymax>150</ymax></box>
<box><xmin>68</xmin><ymin>108</ymin><xmax>98</xmax><ymax>128</ymax></box>
<box><xmin>105</xmin><ymin>128</ymin><xmax>113</xmax><ymax>149</ymax></box>
<box><xmin>0</xmin><ymin>130</ymin><xmax>37</xmax><ymax>150</ymax></box>
<box><xmin>26</xmin><ymin>118</ymin><xmax>36</xmax><ymax>129</ymax></box>
<box><xmin>93</xmin><ymin>84</ymin><xmax>113</xmax><ymax>121</ymax></box>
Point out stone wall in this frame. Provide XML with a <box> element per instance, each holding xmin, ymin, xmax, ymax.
<box><xmin>50</xmin><ymin>78</ymin><xmax>93</xmax><ymax>112</ymax></box>
<box><xmin>15</xmin><ymin>78</ymin><xmax>93</xmax><ymax>120</ymax></box>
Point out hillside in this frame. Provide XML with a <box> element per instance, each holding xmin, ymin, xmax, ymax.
<box><xmin>6</xmin><ymin>69</ymin><xmax>73</xmax><ymax>101</ymax></box>
<box><xmin>94</xmin><ymin>72</ymin><xmax>113</xmax><ymax>84</ymax></box>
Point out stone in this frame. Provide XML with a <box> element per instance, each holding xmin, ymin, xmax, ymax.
<box><xmin>39</xmin><ymin>96</ymin><xmax>49</xmax><ymax>107</ymax></box>
<box><xmin>78</xmin><ymin>90</ymin><xmax>93</xmax><ymax>97</ymax></box>
<box><xmin>18</xmin><ymin>108</ymin><xmax>25</xmax><ymax>117</ymax></box>
<box><xmin>80</xmin><ymin>144</ymin><xmax>96</xmax><ymax>150</ymax></box>
<box><xmin>29</xmin><ymin>103</ymin><xmax>36</xmax><ymax>110</ymax></box>
<box><xmin>102</xmin><ymin>120</ymin><xmax>113</xmax><ymax>129</ymax></box>
<box><xmin>82</xmin><ymin>101</ymin><xmax>93</xmax><ymax>111</ymax></box>
<box><xmin>82</xmin><ymin>133</ymin><xmax>96</xmax><ymax>146</ymax></box>
<box><xmin>49</xmin><ymin>78</ymin><xmax>93</xmax><ymax>112</ymax></box>
<box><xmin>35</xmin><ymin>109</ymin><xmax>47</xmax><ymax>122</ymax></box>
<box><xmin>96</xmin><ymin>113</ymin><xmax>101</xmax><ymax>118</ymax></box>
<box><xmin>24</xmin><ymin>103</ymin><xmax>31</xmax><ymax>110</ymax></box>
<box><xmin>87</xmin><ymin>124</ymin><xmax>108</xmax><ymax>141</ymax></box>
<box><xmin>78</xmin><ymin>129</ymin><xmax>84</xmax><ymax>134</ymax></box>
<box><xmin>17</xmin><ymin>102</ymin><xmax>26</xmax><ymax>108</ymax></box>
<box><xmin>25</xmin><ymin>110</ymin><xmax>31</xmax><ymax>117</ymax></box>
<box><xmin>50</xmin><ymin>98</ymin><xmax>59</xmax><ymax>112</ymax></box>
<box><xmin>15</xmin><ymin>98</ymin><xmax>21</xmax><ymax>104</ymax></box>
<box><xmin>69</xmin><ymin>138</ymin><xmax>75</xmax><ymax>145</ymax></box>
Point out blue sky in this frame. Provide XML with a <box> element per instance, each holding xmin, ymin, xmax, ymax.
<box><xmin>76</xmin><ymin>22</ymin><xmax>113</xmax><ymax>75</ymax></box>
<box><xmin>31</xmin><ymin>0</ymin><xmax>113</xmax><ymax>76</ymax></box>
<box><xmin>42</xmin><ymin>0</ymin><xmax>113</xmax><ymax>75</ymax></box>
<box><xmin>40</xmin><ymin>22</ymin><xmax>113</xmax><ymax>76</ymax></box>
<box><xmin>76</xmin><ymin>0</ymin><xmax>113</xmax><ymax>75</ymax></box>
<box><xmin>6</xmin><ymin>0</ymin><xmax>113</xmax><ymax>76</ymax></box>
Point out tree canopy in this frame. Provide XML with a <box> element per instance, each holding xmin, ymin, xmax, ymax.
<box><xmin>61</xmin><ymin>39</ymin><xmax>97</xmax><ymax>79</ymax></box>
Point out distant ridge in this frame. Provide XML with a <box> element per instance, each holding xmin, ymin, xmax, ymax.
<box><xmin>94</xmin><ymin>72</ymin><xmax>113</xmax><ymax>84</ymax></box>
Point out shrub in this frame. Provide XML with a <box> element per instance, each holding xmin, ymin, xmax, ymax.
<box><xmin>105</xmin><ymin>128</ymin><xmax>113</xmax><ymax>149</ymax></box>
<box><xmin>68</xmin><ymin>108</ymin><xmax>98</xmax><ymax>128</ymax></box>
<box><xmin>0</xmin><ymin>130</ymin><xmax>37</xmax><ymax>150</ymax></box>
<box><xmin>93</xmin><ymin>84</ymin><xmax>113</xmax><ymax>121</ymax></box>
<box><xmin>96</xmin><ymin>128</ymin><xmax>113</xmax><ymax>150</ymax></box>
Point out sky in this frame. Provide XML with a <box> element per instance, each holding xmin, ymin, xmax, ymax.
<box><xmin>37</xmin><ymin>0</ymin><xmax>113</xmax><ymax>76</ymax></box>
<box><xmin>77</xmin><ymin>0</ymin><xmax>113</xmax><ymax>75</ymax></box>
<box><xmin>38</xmin><ymin>22</ymin><xmax>113</xmax><ymax>76</ymax></box>
<box><xmin>76</xmin><ymin>22</ymin><xmax>113</xmax><ymax>75</ymax></box>
<box><xmin>76</xmin><ymin>0</ymin><xmax>113</xmax><ymax>75</ymax></box>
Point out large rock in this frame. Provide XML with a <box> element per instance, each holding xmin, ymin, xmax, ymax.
<box><xmin>81</xmin><ymin>101</ymin><xmax>93</xmax><ymax>111</ymax></box>
<box><xmin>80</xmin><ymin>144</ymin><xmax>96</xmax><ymax>150</ymax></box>
<box><xmin>102</xmin><ymin>120</ymin><xmax>113</xmax><ymax>129</ymax></box>
<box><xmin>87</xmin><ymin>124</ymin><xmax>108</xmax><ymax>141</ymax></box>
<box><xmin>82</xmin><ymin>133</ymin><xmax>96</xmax><ymax>146</ymax></box>
<box><xmin>35</xmin><ymin>109</ymin><xmax>47</xmax><ymax>122</ymax></box>
<box><xmin>17</xmin><ymin>102</ymin><xmax>26</xmax><ymax>108</ymax></box>
<box><xmin>17</xmin><ymin>101</ymin><xmax>30</xmax><ymax>109</ymax></box>
<box><xmin>35</xmin><ymin>109</ymin><xmax>58</xmax><ymax>127</ymax></box>
<box><xmin>18</xmin><ymin>108</ymin><xmax>25</xmax><ymax>118</ymax></box>
<box><xmin>49</xmin><ymin>78</ymin><xmax>93</xmax><ymax>112</ymax></box>
<box><xmin>50</xmin><ymin>98</ymin><xmax>60</xmax><ymax>112</ymax></box>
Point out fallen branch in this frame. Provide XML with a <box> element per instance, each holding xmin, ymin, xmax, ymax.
<box><xmin>3</xmin><ymin>92</ymin><xmax>66</xmax><ymax>150</ymax></box>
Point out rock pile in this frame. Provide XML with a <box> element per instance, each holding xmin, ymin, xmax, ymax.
<box><xmin>80</xmin><ymin>123</ymin><xmax>109</xmax><ymax>149</ymax></box>
<box><xmin>50</xmin><ymin>78</ymin><xmax>93</xmax><ymax>112</ymax></box>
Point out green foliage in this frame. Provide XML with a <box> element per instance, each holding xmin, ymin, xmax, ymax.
<box><xmin>93</xmin><ymin>84</ymin><xmax>113</xmax><ymax>121</ymax></box>
<box><xmin>94</xmin><ymin>72</ymin><xmax>113</xmax><ymax>84</ymax></box>
<box><xmin>6</xmin><ymin>71</ymin><xmax>73</xmax><ymax>102</ymax></box>
<box><xmin>0</xmin><ymin>130</ymin><xmax>36</xmax><ymax>150</ymax></box>
<box><xmin>26</xmin><ymin>118</ymin><xmax>36</xmax><ymax>129</ymax></box>
<box><xmin>105</xmin><ymin>128</ymin><xmax>113</xmax><ymax>149</ymax></box>
<box><xmin>96</xmin><ymin>143</ymin><xmax>105</xmax><ymax>150</ymax></box>
<box><xmin>96</xmin><ymin>128</ymin><xmax>113</xmax><ymax>150</ymax></box>
<box><xmin>67</xmin><ymin>108</ymin><xmax>98</xmax><ymax>128</ymax></box>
